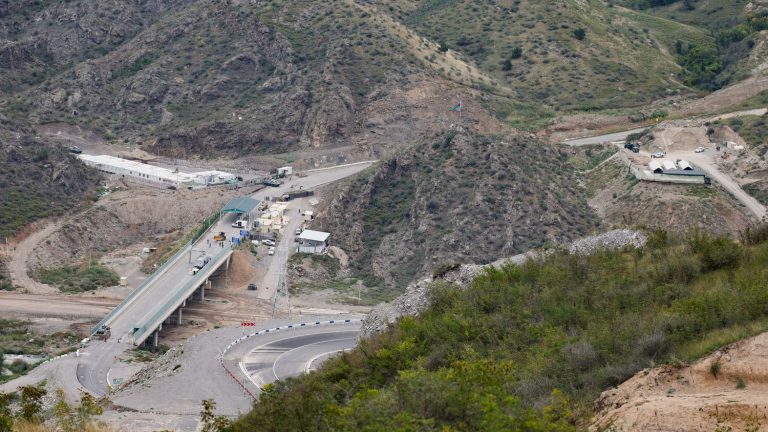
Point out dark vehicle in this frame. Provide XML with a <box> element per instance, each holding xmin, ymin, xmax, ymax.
<box><xmin>94</xmin><ymin>325</ymin><xmax>111</xmax><ymax>340</ymax></box>
<box><xmin>67</xmin><ymin>146</ymin><xmax>83</xmax><ymax>154</ymax></box>
<box><xmin>624</xmin><ymin>142</ymin><xmax>640</xmax><ymax>153</ymax></box>
<box><xmin>280</xmin><ymin>190</ymin><xmax>314</xmax><ymax>201</ymax></box>
<box><xmin>247</xmin><ymin>283</ymin><xmax>257</xmax><ymax>291</ymax></box>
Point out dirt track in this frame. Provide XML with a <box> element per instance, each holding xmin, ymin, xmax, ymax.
<box><xmin>0</xmin><ymin>292</ymin><xmax>116</xmax><ymax>319</ymax></box>
<box><xmin>6</xmin><ymin>217</ymin><xmax>65</xmax><ymax>294</ymax></box>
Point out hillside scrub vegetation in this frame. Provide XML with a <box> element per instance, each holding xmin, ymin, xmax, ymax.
<box><xmin>39</xmin><ymin>259</ymin><xmax>119</xmax><ymax>293</ymax></box>
<box><xmin>227</xmin><ymin>229</ymin><xmax>768</xmax><ymax>431</ymax></box>
<box><xmin>317</xmin><ymin>131</ymin><xmax>599</xmax><ymax>297</ymax></box>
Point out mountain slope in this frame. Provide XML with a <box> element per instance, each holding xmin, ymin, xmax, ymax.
<box><xmin>0</xmin><ymin>0</ymin><xmax>747</xmax><ymax>156</ymax></box>
<box><xmin>0</xmin><ymin>116</ymin><xmax>100</xmax><ymax>241</ymax></box>
<box><xmin>316</xmin><ymin>130</ymin><xmax>599</xmax><ymax>295</ymax></box>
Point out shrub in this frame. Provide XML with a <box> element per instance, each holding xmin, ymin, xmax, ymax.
<box><xmin>709</xmin><ymin>359</ymin><xmax>721</xmax><ymax>378</ymax></box>
<box><xmin>736</xmin><ymin>376</ymin><xmax>746</xmax><ymax>389</ymax></box>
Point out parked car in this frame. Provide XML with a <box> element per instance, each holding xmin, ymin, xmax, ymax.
<box><xmin>247</xmin><ymin>283</ymin><xmax>257</xmax><ymax>291</ymax></box>
<box><xmin>67</xmin><ymin>146</ymin><xmax>82</xmax><ymax>154</ymax></box>
<box><xmin>294</xmin><ymin>228</ymin><xmax>302</xmax><ymax>235</ymax></box>
<box><xmin>695</xmin><ymin>147</ymin><xmax>705</xmax><ymax>153</ymax></box>
<box><xmin>268</xmin><ymin>248</ymin><xmax>275</xmax><ymax>256</ymax></box>
<box><xmin>651</xmin><ymin>151</ymin><xmax>666</xmax><ymax>158</ymax></box>
<box><xmin>261</xmin><ymin>239</ymin><xmax>276</xmax><ymax>247</ymax></box>
<box><xmin>250</xmin><ymin>239</ymin><xmax>260</xmax><ymax>245</ymax></box>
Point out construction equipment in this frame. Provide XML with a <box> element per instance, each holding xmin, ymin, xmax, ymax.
<box><xmin>213</xmin><ymin>231</ymin><xmax>226</xmax><ymax>242</ymax></box>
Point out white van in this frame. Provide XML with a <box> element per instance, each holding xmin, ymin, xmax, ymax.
<box><xmin>232</xmin><ymin>220</ymin><xmax>247</xmax><ymax>228</ymax></box>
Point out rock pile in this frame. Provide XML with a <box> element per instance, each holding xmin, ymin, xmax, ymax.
<box><xmin>567</xmin><ymin>229</ymin><xmax>647</xmax><ymax>255</ymax></box>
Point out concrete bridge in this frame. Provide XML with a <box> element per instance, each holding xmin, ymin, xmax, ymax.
<box><xmin>90</xmin><ymin>197</ymin><xmax>259</xmax><ymax>348</ymax></box>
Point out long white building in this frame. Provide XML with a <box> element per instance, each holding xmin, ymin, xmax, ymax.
<box><xmin>78</xmin><ymin>154</ymin><xmax>235</xmax><ymax>187</ymax></box>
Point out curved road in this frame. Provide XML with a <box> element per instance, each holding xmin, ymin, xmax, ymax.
<box><xmin>238</xmin><ymin>330</ymin><xmax>358</xmax><ymax>388</ymax></box>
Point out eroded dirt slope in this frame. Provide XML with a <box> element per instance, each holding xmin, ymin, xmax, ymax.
<box><xmin>592</xmin><ymin>331</ymin><xmax>768</xmax><ymax>431</ymax></box>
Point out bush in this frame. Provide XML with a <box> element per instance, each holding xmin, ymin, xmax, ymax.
<box><xmin>228</xmin><ymin>231</ymin><xmax>768</xmax><ymax>430</ymax></box>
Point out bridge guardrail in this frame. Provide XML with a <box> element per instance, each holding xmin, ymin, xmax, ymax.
<box><xmin>132</xmin><ymin>248</ymin><xmax>232</xmax><ymax>344</ymax></box>
<box><xmin>91</xmin><ymin>241</ymin><xmax>194</xmax><ymax>335</ymax></box>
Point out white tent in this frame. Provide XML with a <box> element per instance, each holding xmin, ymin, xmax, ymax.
<box><xmin>648</xmin><ymin>161</ymin><xmax>663</xmax><ymax>173</ymax></box>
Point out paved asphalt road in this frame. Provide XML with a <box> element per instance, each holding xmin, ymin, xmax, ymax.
<box><xmin>72</xmin><ymin>162</ymin><xmax>374</xmax><ymax>397</ymax></box>
<box><xmin>106</xmin><ymin>320</ymin><xmax>362</xmax><ymax>421</ymax></box>
<box><xmin>562</xmin><ymin>127</ymin><xmax>648</xmax><ymax>146</ymax></box>
<box><xmin>238</xmin><ymin>329</ymin><xmax>359</xmax><ymax>388</ymax></box>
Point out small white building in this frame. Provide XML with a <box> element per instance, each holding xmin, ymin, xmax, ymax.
<box><xmin>278</xmin><ymin>166</ymin><xmax>293</xmax><ymax>176</ymax></box>
<box><xmin>297</xmin><ymin>230</ymin><xmax>330</xmax><ymax>254</ymax></box>
<box><xmin>191</xmin><ymin>170</ymin><xmax>236</xmax><ymax>185</ymax></box>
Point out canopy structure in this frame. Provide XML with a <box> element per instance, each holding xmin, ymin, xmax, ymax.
<box><xmin>221</xmin><ymin>196</ymin><xmax>260</xmax><ymax>214</ymax></box>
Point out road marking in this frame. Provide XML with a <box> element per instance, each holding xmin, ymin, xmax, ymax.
<box><xmin>271</xmin><ymin>336</ymin><xmax>357</xmax><ymax>382</ymax></box>
<box><xmin>304</xmin><ymin>348</ymin><xmax>354</xmax><ymax>374</ymax></box>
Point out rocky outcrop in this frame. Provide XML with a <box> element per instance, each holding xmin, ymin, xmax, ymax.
<box><xmin>360</xmin><ymin>229</ymin><xmax>647</xmax><ymax>339</ymax></box>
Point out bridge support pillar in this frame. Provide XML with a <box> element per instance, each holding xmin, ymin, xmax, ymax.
<box><xmin>226</xmin><ymin>254</ymin><xmax>231</xmax><ymax>270</ymax></box>
<box><xmin>152</xmin><ymin>331</ymin><xmax>159</xmax><ymax>347</ymax></box>
<box><xmin>199</xmin><ymin>286</ymin><xmax>205</xmax><ymax>301</ymax></box>
<box><xmin>177</xmin><ymin>307</ymin><xmax>183</xmax><ymax>324</ymax></box>
<box><xmin>158</xmin><ymin>323</ymin><xmax>162</xmax><ymax>332</ymax></box>
<box><xmin>182</xmin><ymin>299</ymin><xmax>187</xmax><ymax>307</ymax></box>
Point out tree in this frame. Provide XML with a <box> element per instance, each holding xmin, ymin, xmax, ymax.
<box><xmin>510</xmin><ymin>46</ymin><xmax>523</xmax><ymax>59</ymax></box>
<box><xmin>0</xmin><ymin>393</ymin><xmax>13</xmax><ymax>432</ymax></box>
<box><xmin>18</xmin><ymin>385</ymin><xmax>46</xmax><ymax>423</ymax></box>
<box><xmin>200</xmin><ymin>399</ymin><xmax>231</xmax><ymax>432</ymax></box>
<box><xmin>501</xmin><ymin>58</ymin><xmax>513</xmax><ymax>71</ymax></box>
<box><xmin>573</xmin><ymin>28</ymin><xmax>586</xmax><ymax>40</ymax></box>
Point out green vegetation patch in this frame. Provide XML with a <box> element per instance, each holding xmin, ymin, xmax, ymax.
<box><xmin>0</xmin><ymin>260</ymin><xmax>14</xmax><ymax>291</ymax></box>
<box><xmin>39</xmin><ymin>259</ymin><xmax>119</xmax><ymax>293</ymax></box>
<box><xmin>289</xmin><ymin>253</ymin><xmax>341</xmax><ymax>277</ymax></box>
<box><xmin>714</xmin><ymin>115</ymin><xmax>768</xmax><ymax>153</ymax></box>
<box><xmin>228</xmin><ymin>230</ymin><xmax>768</xmax><ymax>430</ymax></box>
<box><xmin>743</xmin><ymin>181</ymin><xmax>768</xmax><ymax>206</ymax></box>
<box><xmin>111</xmin><ymin>52</ymin><xmax>160</xmax><ymax>80</ymax></box>
<box><xmin>566</xmin><ymin>144</ymin><xmax>617</xmax><ymax>171</ymax></box>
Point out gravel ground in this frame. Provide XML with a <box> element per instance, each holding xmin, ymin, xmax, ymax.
<box><xmin>361</xmin><ymin>230</ymin><xmax>647</xmax><ymax>338</ymax></box>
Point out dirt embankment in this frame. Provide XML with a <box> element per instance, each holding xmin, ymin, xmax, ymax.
<box><xmin>26</xmin><ymin>186</ymin><xmax>234</xmax><ymax>275</ymax></box>
<box><xmin>591</xmin><ymin>331</ymin><xmax>768</xmax><ymax>431</ymax></box>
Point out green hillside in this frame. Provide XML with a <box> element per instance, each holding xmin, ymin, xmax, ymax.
<box><xmin>228</xmin><ymin>229</ymin><xmax>768</xmax><ymax>431</ymax></box>
<box><xmin>0</xmin><ymin>0</ymin><xmax>749</xmax><ymax>150</ymax></box>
